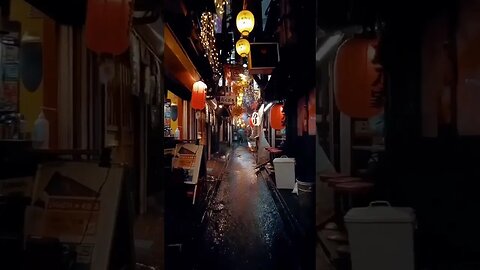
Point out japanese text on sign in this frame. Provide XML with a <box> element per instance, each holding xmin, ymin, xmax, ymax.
<box><xmin>219</xmin><ymin>95</ymin><xmax>235</xmax><ymax>105</ymax></box>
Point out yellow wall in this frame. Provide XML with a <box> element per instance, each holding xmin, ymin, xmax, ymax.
<box><xmin>10</xmin><ymin>0</ymin><xmax>45</xmax><ymax>132</ymax></box>
<box><xmin>167</xmin><ymin>91</ymin><xmax>181</xmax><ymax>132</ymax></box>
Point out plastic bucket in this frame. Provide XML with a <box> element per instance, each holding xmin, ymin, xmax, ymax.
<box><xmin>297</xmin><ymin>180</ymin><xmax>314</xmax><ymax>193</ymax></box>
<box><xmin>296</xmin><ymin>180</ymin><xmax>315</xmax><ymax>226</ymax></box>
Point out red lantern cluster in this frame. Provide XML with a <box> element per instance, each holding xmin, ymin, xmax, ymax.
<box><xmin>270</xmin><ymin>104</ymin><xmax>285</xmax><ymax>130</ymax></box>
<box><xmin>86</xmin><ymin>0</ymin><xmax>132</xmax><ymax>55</ymax></box>
<box><xmin>191</xmin><ymin>81</ymin><xmax>207</xmax><ymax>110</ymax></box>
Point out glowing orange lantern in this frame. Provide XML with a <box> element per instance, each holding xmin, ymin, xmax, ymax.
<box><xmin>334</xmin><ymin>38</ymin><xmax>383</xmax><ymax>118</ymax></box>
<box><xmin>85</xmin><ymin>0</ymin><xmax>132</xmax><ymax>55</ymax></box>
<box><xmin>191</xmin><ymin>81</ymin><xmax>207</xmax><ymax>110</ymax></box>
<box><xmin>270</xmin><ymin>104</ymin><xmax>285</xmax><ymax>130</ymax></box>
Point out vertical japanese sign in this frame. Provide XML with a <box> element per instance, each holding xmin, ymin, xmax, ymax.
<box><xmin>224</xmin><ymin>64</ymin><xmax>243</xmax><ymax>87</ymax></box>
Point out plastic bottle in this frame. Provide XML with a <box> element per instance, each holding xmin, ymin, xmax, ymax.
<box><xmin>32</xmin><ymin>108</ymin><xmax>49</xmax><ymax>149</ymax></box>
<box><xmin>174</xmin><ymin>127</ymin><xmax>180</xmax><ymax>139</ymax></box>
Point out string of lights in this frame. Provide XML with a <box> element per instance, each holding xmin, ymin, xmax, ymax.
<box><xmin>200</xmin><ymin>12</ymin><xmax>221</xmax><ymax>77</ymax></box>
<box><xmin>214</xmin><ymin>0</ymin><xmax>229</xmax><ymax>15</ymax></box>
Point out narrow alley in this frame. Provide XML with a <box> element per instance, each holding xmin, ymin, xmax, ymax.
<box><xmin>194</xmin><ymin>145</ymin><xmax>298</xmax><ymax>270</ymax></box>
<box><xmin>6</xmin><ymin>0</ymin><xmax>480</xmax><ymax>269</ymax></box>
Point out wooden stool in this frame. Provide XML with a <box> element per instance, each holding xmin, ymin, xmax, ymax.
<box><xmin>335</xmin><ymin>182</ymin><xmax>375</xmax><ymax>213</ymax></box>
<box><xmin>335</xmin><ymin>182</ymin><xmax>374</xmax><ymax>194</ymax></box>
<box><xmin>319</xmin><ymin>172</ymin><xmax>349</xmax><ymax>182</ymax></box>
<box><xmin>318</xmin><ymin>172</ymin><xmax>349</xmax><ymax>229</ymax></box>
<box><xmin>328</xmin><ymin>177</ymin><xmax>363</xmax><ymax>229</ymax></box>
<box><xmin>327</xmin><ymin>177</ymin><xmax>362</xmax><ymax>187</ymax></box>
<box><xmin>265</xmin><ymin>147</ymin><xmax>283</xmax><ymax>166</ymax></box>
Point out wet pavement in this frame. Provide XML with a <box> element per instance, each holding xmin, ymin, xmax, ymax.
<box><xmin>165</xmin><ymin>144</ymin><xmax>231</xmax><ymax>269</ymax></box>
<box><xmin>192</xmin><ymin>146</ymin><xmax>303</xmax><ymax>270</ymax></box>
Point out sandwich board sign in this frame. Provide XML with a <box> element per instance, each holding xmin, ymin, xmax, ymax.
<box><xmin>171</xmin><ymin>143</ymin><xmax>205</xmax><ymax>204</ymax></box>
<box><xmin>172</xmin><ymin>144</ymin><xmax>203</xmax><ymax>185</ymax></box>
<box><xmin>26</xmin><ymin>162</ymin><xmax>126</xmax><ymax>270</ymax></box>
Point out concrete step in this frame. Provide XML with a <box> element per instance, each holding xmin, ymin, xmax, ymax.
<box><xmin>327</xmin><ymin>232</ymin><xmax>348</xmax><ymax>243</ymax></box>
<box><xmin>324</xmin><ymin>222</ymin><xmax>339</xmax><ymax>230</ymax></box>
<box><xmin>336</xmin><ymin>245</ymin><xmax>350</xmax><ymax>255</ymax></box>
<box><xmin>318</xmin><ymin>229</ymin><xmax>341</xmax><ymax>261</ymax></box>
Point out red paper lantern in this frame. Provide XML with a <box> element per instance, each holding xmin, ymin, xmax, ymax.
<box><xmin>191</xmin><ymin>81</ymin><xmax>207</xmax><ymax>110</ymax></box>
<box><xmin>270</xmin><ymin>104</ymin><xmax>285</xmax><ymax>130</ymax></box>
<box><xmin>334</xmin><ymin>38</ymin><xmax>383</xmax><ymax>118</ymax></box>
<box><xmin>249</xmin><ymin>117</ymin><xmax>254</xmax><ymax>127</ymax></box>
<box><xmin>85</xmin><ymin>0</ymin><xmax>132</xmax><ymax>55</ymax></box>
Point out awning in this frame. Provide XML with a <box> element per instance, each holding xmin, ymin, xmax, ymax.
<box><xmin>24</xmin><ymin>0</ymin><xmax>86</xmax><ymax>26</ymax></box>
<box><xmin>135</xmin><ymin>21</ymin><xmax>201</xmax><ymax>100</ymax></box>
<box><xmin>24</xmin><ymin>0</ymin><xmax>161</xmax><ymax>26</ymax></box>
<box><xmin>134</xmin><ymin>18</ymin><xmax>164</xmax><ymax>59</ymax></box>
<box><xmin>165</xmin><ymin>76</ymin><xmax>191</xmax><ymax>101</ymax></box>
<box><xmin>264</xmin><ymin>65</ymin><xmax>286</xmax><ymax>102</ymax></box>
<box><xmin>164</xmin><ymin>23</ymin><xmax>201</xmax><ymax>95</ymax></box>
<box><xmin>264</xmin><ymin>45</ymin><xmax>315</xmax><ymax>101</ymax></box>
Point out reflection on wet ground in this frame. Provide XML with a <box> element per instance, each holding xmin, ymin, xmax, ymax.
<box><xmin>194</xmin><ymin>146</ymin><xmax>299</xmax><ymax>270</ymax></box>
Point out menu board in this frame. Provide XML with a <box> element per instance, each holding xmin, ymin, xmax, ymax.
<box><xmin>25</xmin><ymin>162</ymin><xmax>124</xmax><ymax>270</ymax></box>
<box><xmin>164</xmin><ymin>99</ymin><xmax>171</xmax><ymax>128</ymax></box>
<box><xmin>171</xmin><ymin>143</ymin><xmax>203</xmax><ymax>184</ymax></box>
<box><xmin>0</xmin><ymin>38</ymin><xmax>19</xmax><ymax>112</ymax></box>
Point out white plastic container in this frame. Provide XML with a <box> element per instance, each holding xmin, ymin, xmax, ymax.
<box><xmin>32</xmin><ymin>109</ymin><xmax>49</xmax><ymax>149</ymax></box>
<box><xmin>272</xmin><ymin>157</ymin><xmax>295</xmax><ymax>189</ymax></box>
<box><xmin>344</xmin><ymin>201</ymin><xmax>416</xmax><ymax>270</ymax></box>
<box><xmin>174</xmin><ymin>128</ymin><xmax>180</xmax><ymax>139</ymax></box>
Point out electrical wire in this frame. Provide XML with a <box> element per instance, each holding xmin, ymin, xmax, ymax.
<box><xmin>78</xmin><ymin>166</ymin><xmax>112</xmax><ymax>245</ymax></box>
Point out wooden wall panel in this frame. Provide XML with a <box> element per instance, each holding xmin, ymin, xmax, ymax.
<box><xmin>42</xmin><ymin>18</ymin><xmax>58</xmax><ymax>148</ymax></box>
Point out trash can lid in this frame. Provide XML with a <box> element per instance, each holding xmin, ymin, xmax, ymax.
<box><xmin>344</xmin><ymin>201</ymin><xmax>415</xmax><ymax>223</ymax></box>
<box><xmin>273</xmin><ymin>158</ymin><xmax>295</xmax><ymax>163</ymax></box>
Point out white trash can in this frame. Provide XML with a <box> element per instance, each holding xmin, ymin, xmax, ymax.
<box><xmin>272</xmin><ymin>157</ymin><xmax>295</xmax><ymax>189</ymax></box>
<box><xmin>344</xmin><ymin>201</ymin><xmax>416</xmax><ymax>270</ymax></box>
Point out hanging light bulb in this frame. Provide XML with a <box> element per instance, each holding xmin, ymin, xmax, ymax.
<box><xmin>236</xmin><ymin>38</ymin><xmax>250</xmax><ymax>57</ymax></box>
<box><xmin>236</xmin><ymin>9</ymin><xmax>255</xmax><ymax>36</ymax></box>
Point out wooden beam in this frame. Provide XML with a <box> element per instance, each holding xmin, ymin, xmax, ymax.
<box><xmin>164</xmin><ymin>23</ymin><xmax>201</xmax><ymax>90</ymax></box>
